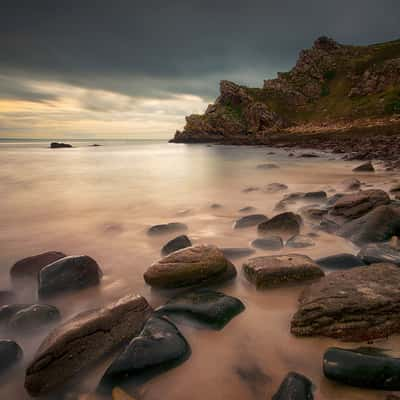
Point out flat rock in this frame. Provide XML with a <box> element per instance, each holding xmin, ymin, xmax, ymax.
<box><xmin>233</xmin><ymin>214</ymin><xmax>268</xmax><ymax>229</ymax></box>
<box><xmin>256</xmin><ymin>163</ymin><xmax>279</xmax><ymax>169</ymax></box>
<box><xmin>338</xmin><ymin>205</ymin><xmax>400</xmax><ymax>245</ymax></box>
<box><xmin>359</xmin><ymin>243</ymin><xmax>400</xmax><ymax>265</ymax></box>
<box><xmin>353</xmin><ymin>161</ymin><xmax>375</xmax><ymax>172</ymax></box>
<box><xmin>50</xmin><ymin>142</ymin><xmax>72</xmax><ymax>149</ymax></box>
<box><xmin>303</xmin><ymin>191</ymin><xmax>327</xmax><ymax>201</ymax></box>
<box><xmin>324</xmin><ymin>347</ymin><xmax>400</xmax><ymax>390</ymax></box>
<box><xmin>100</xmin><ymin>316</ymin><xmax>190</xmax><ymax>387</ymax></box>
<box><xmin>239</xmin><ymin>206</ymin><xmax>257</xmax><ymax>213</ymax></box>
<box><xmin>155</xmin><ymin>289</ymin><xmax>245</xmax><ymax>329</ymax></box>
<box><xmin>258</xmin><ymin>212</ymin><xmax>302</xmax><ymax>238</ymax></box>
<box><xmin>286</xmin><ymin>235</ymin><xmax>315</xmax><ymax>248</ymax></box>
<box><xmin>10</xmin><ymin>251</ymin><xmax>66</xmax><ymax>280</ymax></box>
<box><xmin>147</xmin><ymin>222</ymin><xmax>187</xmax><ymax>236</ymax></box>
<box><xmin>38</xmin><ymin>255</ymin><xmax>102</xmax><ymax>297</ymax></box>
<box><xmin>0</xmin><ymin>340</ymin><xmax>23</xmax><ymax>373</ymax></box>
<box><xmin>144</xmin><ymin>245</ymin><xmax>237</xmax><ymax>289</ymax></box>
<box><xmin>272</xmin><ymin>371</ymin><xmax>314</xmax><ymax>400</ymax></box>
<box><xmin>243</xmin><ymin>254</ymin><xmax>324</xmax><ymax>289</ymax></box>
<box><xmin>315</xmin><ymin>253</ymin><xmax>365</xmax><ymax>270</ymax></box>
<box><xmin>291</xmin><ymin>263</ymin><xmax>400</xmax><ymax>341</ymax></box>
<box><xmin>25</xmin><ymin>294</ymin><xmax>152</xmax><ymax>396</ymax></box>
<box><xmin>251</xmin><ymin>236</ymin><xmax>284</xmax><ymax>250</ymax></box>
<box><xmin>221</xmin><ymin>247</ymin><xmax>255</xmax><ymax>259</ymax></box>
<box><xmin>161</xmin><ymin>235</ymin><xmax>192</xmax><ymax>256</ymax></box>
<box><xmin>264</xmin><ymin>183</ymin><xmax>288</xmax><ymax>193</ymax></box>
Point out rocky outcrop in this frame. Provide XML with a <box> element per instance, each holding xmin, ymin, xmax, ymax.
<box><xmin>291</xmin><ymin>263</ymin><xmax>400</xmax><ymax>341</ymax></box>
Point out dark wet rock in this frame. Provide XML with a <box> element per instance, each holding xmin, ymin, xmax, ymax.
<box><xmin>243</xmin><ymin>254</ymin><xmax>324</xmax><ymax>289</ymax></box>
<box><xmin>256</xmin><ymin>163</ymin><xmax>279</xmax><ymax>169</ymax></box>
<box><xmin>323</xmin><ymin>347</ymin><xmax>400</xmax><ymax>390</ymax></box>
<box><xmin>233</xmin><ymin>214</ymin><xmax>268</xmax><ymax>229</ymax></box>
<box><xmin>10</xmin><ymin>251</ymin><xmax>67</xmax><ymax>280</ymax></box>
<box><xmin>90</xmin><ymin>143</ymin><xmax>101</xmax><ymax>147</ymax></box>
<box><xmin>272</xmin><ymin>371</ymin><xmax>314</xmax><ymax>400</ymax></box>
<box><xmin>299</xmin><ymin>153</ymin><xmax>319</xmax><ymax>158</ymax></box>
<box><xmin>315</xmin><ymin>253</ymin><xmax>365</xmax><ymax>270</ymax></box>
<box><xmin>0</xmin><ymin>290</ymin><xmax>15</xmax><ymax>305</ymax></box>
<box><xmin>0</xmin><ymin>304</ymin><xmax>60</xmax><ymax>331</ymax></box>
<box><xmin>338</xmin><ymin>205</ymin><xmax>400</xmax><ymax>245</ymax></box>
<box><xmin>330</xmin><ymin>189</ymin><xmax>391</xmax><ymax>220</ymax></box>
<box><xmin>155</xmin><ymin>289</ymin><xmax>245</xmax><ymax>329</ymax></box>
<box><xmin>0</xmin><ymin>340</ymin><xmax>23</xmax><ymax>373</ymax></box>
<box><xmin>303</xmin><ymin>191</ymin><xmax>327</xmax><ymax>201</ymax></box>
<box><xmin>221</xmin><ymin>248</ymin><xmax>255</xmax><ymax>260</ymax></box>
<box><xmin>239</xmin><ymin>206</ymin><xmax>257</xmax><ymax>213</ymax></box>
<box><xmin>251</xmin><ymin>236</ymin><xmax>284</xmax><ymax>250</ymax></box>
<box><xmin>342</xmin><ymin>178</ymin><xmax>361</xmax><ymax>191</ymax></box>
<box><xmin>210</xmin><ymin>203</ymin><xmax>222</xmax><ymax>209</ymax></box>
<box><xmin>264</xmin><ymin>183</ymin><xmax>288</xmax><ymax>193</ymax></box>
<box><xmin>100</xmin><ymin>316</ymin><xmax>190</xmax><ymax>387</ymax></box>
<box><xmin>144</xmin><ymin>245</ymin><xmax>237</xmax><ymax>289</ymax></box>
<box><xmin>242</xmin><ymin>186</ymin><xmax>260</xmax><ymax>193</ymax></box>
<box><xmin>161</xmin><ymin>235</ymin><xmax>192</xmax><ymax>256</ymax></box>
<box><xmin>258</xmin><ymin>212</ymin><xmax>302</xmax><ymax>238</ymax></box>
<box><xmin>38</xmin><ymin>255</ymin><xmax>102</xmax><ymax>297</ymax></box>
<box><xmin>359</xmin><ymin>243</ymin><xmax>400</xmax><ymax>266</ymax></box>
<box><xmin>291</xmin><ymin>263</ymin><xmax>400</xmax><ymax>341</ymax></box>
<box><xmin>353</xmin><ymin>161</ymin><xmax>375</xmax><ymax>172</ymax></box>
<box><xmin>25</xmin><ymin>294</ymin><xmax>152</xmax><ymax>396</ymax></box>
<box><xmin>147</xmin><ymin>222</ymin><xmax>188</xmax><ymax>236</ymax></box>
<box><xmin>286</xmin><ymin>235</ymin><xmax>315</xmax><ymax>248</ymax></box>
<box><xmin>50</xmin><ymin>142</ymin><xmax>72</xmax><ymax>149</ymax></box>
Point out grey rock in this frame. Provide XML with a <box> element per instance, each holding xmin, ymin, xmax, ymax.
<box><xmin>161</xmin><ymin>235</ymin><xmax>192</xmax><ymax>256</ymax></box>
<box><xmin>251</xmin><ymin>236</ymin><xmax>284</xmax><ymax>250</ymax></box>
<box><xmin>286</xmin><ymin>235</ymin><xmax>315</xmax><ymax>248</ymax></box>
<box><xmin>258</xmin><ymin>212</ymin><xmax>302</xmax><ymax>238</ymax></box>
<box><xmin>233</xmin><ymin>214</ymin><xmax>268</xmax><ymax>229</ymax></box>
<box><xmin>0</xmin><ymin>340</ymin><xmax>23</xmax><ymax>373</ymax></box>
<box><xmin>147</xmin><ymin>222</ymin><xmax>188</xmax><ymax>236</ymax></box>
<box><xmin>316</xmin><ymin>254</ymin><xmax>365</xmax><ymax>270</ymax></box>
<box><xmin>359</xmin><ymin>243</ymin><xmax>400</xmax><ymax>266</ymax></box>
<box><xmin>272</xmin><ymin>371</ymin><xmax>314</xmax><ymax>400</ymax></box>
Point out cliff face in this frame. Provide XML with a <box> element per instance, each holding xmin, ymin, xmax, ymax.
<box><xmin>171</xmin><ymin>37</ymin><xmax>400</xmax><ymax>143</ymax></box>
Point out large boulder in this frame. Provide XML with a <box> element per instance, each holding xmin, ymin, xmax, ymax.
<box><xmin>0</xmin><ymin>340</ymin><xmax>23</xmax><ymax>373</ymax></box>
<box><xmin>155</xmin><ymin>289</ymin><xmax>245</xmax><ymax>329</ymax></box>
<box><xmin>358</xmin><ymin>243</ymin><xmax>400</xmax><ymax>265</ymax></box>
<box><xmin>10</xmin><ymin>251</ymin><xmax>66</xmax><ymax>280</ymax></box>
<box><xmin>38</xmin><ymin>255</ymin><xmax>102</xmax><ymax>297</ymax></box>
<box><xmin>324</xmin><ymin>347</ymin><xmax>400</xmax><ymax>390</ymax></box>
<box><xmin>99</xmin><ymin>316</ymin><xmax>190</xmax><ymax>387</ymax></box>
<box><xmin>330</xmin><ymin>189</ymin><xmax>390</xmax><ymax>220</ymax></box>
<box><xmin>272</xmin><ymin>371</ymin><xmax>314</xmax><ymax>400</ymax></box>
<box><xmin>233</xmin><ymin>214</ymin><xmax>268</xmax><ymax>229</ymax></box>
<box><xmin>144</xmin><ymin>245</ymin><xmax>237</xmax><ymax>289</ymax></box>
<box><xmin>161</xmin><ymin>235</ymin><xmax>192</xmax><ymax>256</ymax></box>
<box><xmin>315</xmin><ymin>253</ymin><xmax>365</xmax><ymax>270</ymax></box>
<box><xmin>25</xmin><ymin>294</ymin><xmax>152</xmax><ymax>396</ymax></box>
<box><xmin>257</xmin><ymin>212</ymin><xmax>302</xmax><ymax>238</ymax></box>
<box><xmin>243</xmin><ymin>255</ymin><xmax>324</xmax><ymax>289</ymax></box>
<box><xmin>338</xmin><ymin>205</ymin><xmax>400</xmax><ymax>245</ymax></box>
<box><xmin>291</xmin><ymin>263</ymin><xmax>400</xmax><ymax>341</ymax></box>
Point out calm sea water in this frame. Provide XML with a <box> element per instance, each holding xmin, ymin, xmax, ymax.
<box><xmin>0</xmin><ymin>139</ymin><xmax>397</xmax><ymax>399</ymax></box>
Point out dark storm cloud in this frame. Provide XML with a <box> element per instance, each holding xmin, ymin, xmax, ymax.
<box><xmin>1</xmin><ymin>0</ymin><xmax>400</xmax><ymax>101</ymax></box>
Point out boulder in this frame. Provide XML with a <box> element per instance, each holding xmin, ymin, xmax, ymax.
<box><xmin>358</xmin><ymin>243</ymin><xmax>400</xmax><ymax>265</ymax></box>
<box><xmin>99</xmin><ymin>316</ymin><xmax>190</xmax><ymax>387</ymax></box>
<box><xmin>38</xmin><ymin>255</ymin><xmax>102</xmax><ymax>297</ymax></box>
<box><xmin>338</xmin><ymin>205</ymin><xmax>400</xmax><ymax>245</ymax></box>
<box><xmin>315</xmin><ymin>253</ymin><xmax>365</xmax><ymax>270</ymax></box>
<box><xmin>291</xmin><ymin>263</ymin><xmax>400</xmax><ymax>341</ymax></box>
<box><xmin>147</xmin><ymin>222</ymin><xmax>187</xmax><ymax>236</ymax></box>
<box><xmin>10</xmin><ymin>251</ymin><xmax>66</xmax><ymax>280</ymax></box>
<box><xmin>251</xmin><ymin>236</ymin><xmax>284</xmax><ymax>250</ymax></box>
<box><xmin>243</xmin><ymin>255</ymin><xmax>324</xmax><ymax>289</ymax></box>
<box><xmin>258</xmin><ymin>212</ymin><xmax>302</xmax><ymax>238</ymax></box>
<box><xmin>25</xmin><ymin>294</ymin><xmax>152</xmax><ymax>397</ymax></box>
<box><xmin>221</xmin><ymin>248</ymin><xmax>255</xmax><ymax>259</ymax></box>
<box><xmin>272</xmin><ymin>371</ymin><xmax>314</xmax><ymax>400</ymax></box>
<box><xmin>0</xmin><ymin>340</ymin><xmax>23</xmax><ymax>373</ymax></box>
<box><xmin>330</xmin><ymin>189</ymin><xmax>390</xmax><ymax>220</ymax></box>
<box><xmin>233</xmin><ymin>214</ymin><xmax>268</xmax><ymax>229</ymax></box>
<box><xmin>323</xmin><ymin>347</ymin><xmax>400</xmax><ymax>390</ymax></box>
<box><xmin>286</xmin><ymin>235</ymin><xmax>315</xmax><ymax>248</ymax></box>
<box><xmin>155</xmin><ymin>289</ymin><xmax>245</xmax><ymax>329</ymax></box>
<box><xmin>144</xmin><ymin>245</ymin><xmax>237</xmax><ymax>289</ymax></box>
<box><xmin>161</xmin><ymin>235</ymin><xmax>192</xmax><ymax>256</ymax></box>
<box><xmin>353</xmin><ymin>161</ymin><xmax>375</xmax><ymax>172</ymax></box>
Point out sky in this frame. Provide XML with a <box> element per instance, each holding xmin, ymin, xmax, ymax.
<box><xmin>1</xmin><ymin>1</ymin><xmax>400</xmax><ymax>139</ymax></box>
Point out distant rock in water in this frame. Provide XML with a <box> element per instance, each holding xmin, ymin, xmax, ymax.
<box><xmin>147</xmin><ymin>222</ymin><xmax>188</xmax><ymax>236</ymax></box>
<box><xmin>50</xmin><ymin>142</ymin><xmax>72</xmax><ymax>148</ymax></box>
<box><xmin>161</xmin><ymin>235</ymin><xmax>192</xmax><ymax>256</ymax></box>
<box><xmin>286</xmin><ymin>235</ymin><xmax>315</xmax><ymax>248</ymax></box>
<box><xmin>353</xmin><ymin>161</ymin><xmax>375</xmax><ymax>172</ymax></box>
<box><xmin>239</xmin><ymin>206</ymin><xmax>257</xmax><ymax>213</ymax></box>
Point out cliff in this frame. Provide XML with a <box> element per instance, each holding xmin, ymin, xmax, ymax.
<box><xmin>171</xmin><ymin>37</ymin><xmax>400</xmax><ymax>144</ymax></box>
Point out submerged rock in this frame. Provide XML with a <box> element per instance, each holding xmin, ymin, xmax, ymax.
<box><xmin>272</xmin><ymin>371</ymin><xmax>314</xmax><ymax>400</ymax></box>
<box><xmin>161</xmin><ymin>235</ymin><xmax>192</xmax><ymax>256</ymax></box>
<box><xmin>258</xmin><ymin>212</ymin><xmax>302</xmax><ymax>238</ymax></box>
<box><xmin>251</xmin><ymin>236</ymin><xmax>284</xmax><ymax>250</ymax></box>
<box><xmin>144</xmin><ymin>245</ymin><xmax>237</xmax><ymax>289</ymax></box>
<box><xmin>291</xmin><ymin>263</ymin><xmax>400</xmax><ymax>341</ymax></box>
<box><xmin>239</xmin><ymin>206</ymin><xmax>257</xmax><ymax>213</ymax></box>
<box><xmin>243</xmin><ymin>254</ymin><xmax>324</xmax><ymax>289</ymax></box>
<box><xmin>233</xmin><ymin>214</ymin><xmax>268</xmax><ymax>229</ymax></box>
<box><xmin>221</xmin><ymin>247</ymin><xmax>255</xmax><ymax>259</ymax></box>
<box><xmin>264</xmin><ymin>183</ymin><xmax>288</xmax><ymax>193</ymax></box>
<box><xmin>25</xmin><ymin>294</ymin><xmax>152</xmax><ymax>397</ymax></box>
<box><xmin>353</xmin><ymin>161</ymin><xmax>375</xmax><ymax>172</ymax></box>
<box><xmin>323</xmin><ymin>347</ymin><xmax>400</xmax><ymax>390</ymax></box>
<box><xmin>38</xmin><ymin>255</ymin><xmax>102</xmax><ymax>297</ymax></box>
<box><xmin>286</xmin><ymin>235</ymin><xmax>315</xmax><ymax>248</ymax></box>
<box><xmin>155</xmin><ymin>289</ymin><xmax>245</xmax><ymax>329</ymax></box>
<box><xmin>100</xmin><ymin>316</ymin><xmax>190</xmax><ymax>387</ymax></box>
<box><xmin>315</xmin><ymin>253</ymin><xmax>365</xmax><ymax>270</ymax></box>
<box><xmin>147</xmin><ymin>222</ymin><xmax>188</xmax><ymax>236</ymax></box>
<box><xmin>358</xmin><ymin>243</ymin><xmax>400</xmax><ymax>265</ymax></box>
<box><xmin>10</xmin><ymin>251</ymin><xmax>66</xmax><ymax>280</ymax></box>
<box><xmin>0</xmin><ymin>340</ymin><xmax>23</xmax><ymax>373</ymax></box>
<box><xmin>256</xmin><ymin>163</ymin><xmax>279</xmax><ymax>169</ymax></box>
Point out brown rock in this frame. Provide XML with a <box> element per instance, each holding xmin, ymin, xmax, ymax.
<box><xmin>257</xmin><ymin>212</ymin><xmax>302</xmax><ymax>238</ymax></box>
